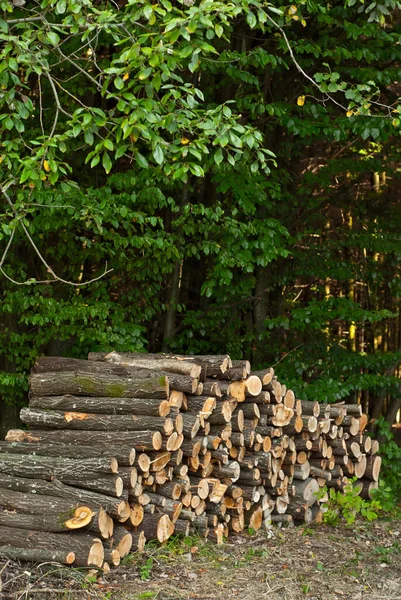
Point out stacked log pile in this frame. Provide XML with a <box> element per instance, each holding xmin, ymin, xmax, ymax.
<box><xmin>0</xmin><ymin>353</ymin><xmax>381</xmax><ymax>569</ymax></box>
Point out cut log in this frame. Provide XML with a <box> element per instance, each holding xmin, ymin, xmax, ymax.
<box><xmin>61</xmin><ymin>475</ymin><xmax>124</xmax><ymax>498</ymax></box>
<box><xmin>199</xmin><ymin>380</ymin><xmax>222</xmax><ymax>397</ymax></box>
<box><xmin>110</xmin><ymin>523</ymin><xmax>133</xmax><ymax>557</ymax></box>
<box><xmin>244</xmin><ymin>506</ymin><xmax>263</xmax><ymax>530</ymax></box>
<box><xmin>0</xmin><ymin>526</ymin><xmax>104</xmax><ymax>567</ymax></box>
<box><xmin>244</xmin><ymin>376</ymin><xmax>262</xmax><ymax>397</ymax></box>
<box><xmin>0</xmin><ymin>476</ymin><xmax>130</xmax><ymax>522</ymax></box>
<box><xmin>270</xmin><ymin>405</ymin><xmax>294</xmax><ymax>427</ymax></box>
<box><xmin>293</xmin><ymin>478</ymin><xmax>319</xmax><ymax>506</ymax></box>
<box><xmin>29</xmin><ymin>395</ymin><xmax>171</xmax><ymax>417</ymax></box>
<box><xmin>78</xmin><ymin>353</ymin><xmax>202</xmax><ymax>378</ymax></box>
<box><xmin>0</xmin><ymin>507</ymin><xmax>93</xmax><ymax>533</ymax></box>
<box><xmin>355</xmin><ymin>479</ymin><xmax>379</xmax><ymax>499</ymax></box>
<box><xmin>135</xmin><ymin>514</ymin><xmax>175</xmax><ymax>543</ymax></box>
<box><xmin>0</xmin><ymin>441</ymin><xmax>136</xmax><ymax>467</ymax></box>
<box><xmin>0</xmin><ymin>545</ymin><xmax>75</xmax><ymax>565</ymax></box>
<box><xmin>0</xmin><ymin>453</ymin><xmax>118</xmax><ymax>481</ymax></box>
<box><xmin>250</xmin><ymin>368</ymin><xmax>274</xmax><ymax>386</ymax></box>
<box><xmin>298</xmin><ymin>400</ymin><xmax>320</xmax><ymax>417</ymax></box>
<box><xmin>169</xmin><ymin>390</ymin><xmax>184</xmax><ymax>409</ymax></box>
<box><xmin>20</xmin><ymin>408</ymin><xmax>173</xmax><ymax>435</ymax></box>
<box><xmin>173</xmin><ymin>519</ymin><xmax>191</xmax><ymax>536</ymax></box>
<box><xmin>354</xmin><ymin>454</ymin><xmax>367</xmax><ymax>479</ymax></box>
<box><xmin>214</xmin><ymin>363</ymin><xmax>250</xmax><ymax>381</ymax></box>
<box><xmin>6</xmin><ymin>429</ymin><xmax>163</xmax><ymax>451</ymax></box>
<box><xmin>29</xmin><ymin>371</ymin><xmax>169</xmax><ymax>398</ymax></box>
<box><xmin>364</xmin><ymin>455</ymin><xmax>382</xmax><ymax>481</ymax></box>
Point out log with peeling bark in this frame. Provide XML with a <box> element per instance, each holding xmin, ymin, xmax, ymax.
<box><xmin>34</xmin><ymin>356</ymin><xmax>201</xmax><ymax>379</ymax></box>
<box><xmin>0</xmin><ymin>526</ymin><xmax>105</xmax><ymax>567</ymax></box>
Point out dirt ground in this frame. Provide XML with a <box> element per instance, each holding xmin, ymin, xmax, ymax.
<box><xmin>1</xmin><ymin>518</ymin><xmax>400</xmax><ymax>600</ymax></box>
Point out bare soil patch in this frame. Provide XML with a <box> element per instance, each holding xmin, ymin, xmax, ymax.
<box><xmin>1</xmin><ymin>518</ymin><xmax>400</xmax><ymax>600</ymax></box>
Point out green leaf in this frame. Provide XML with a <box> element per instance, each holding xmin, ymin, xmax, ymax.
<box><xmin>188</xmin><ymin>52</ymin><xmax>200</xmax><ymax>73</ymax></box>
<box><xmin>102</xmin><ymin>152</ymin><xmax>112</xmax><ymax>174</ymax></box>
<box><xmin>246</xmin><ymin>11</ymin><xmax>257</xmax><ymax>29</ymax></box>
<box><xmin>136</xmin><ymin>152</ymin><xmax>149</xmax><ymax>168</ymax></box>
<box><xmin>214</xmin><ymin>148</ymin><xmax>223</xmax><ymax>165</ymax></box>
<box><xmin>215</xmin><ymin>24</ymin><xmax>224</xmax><ymax>37</ymax></box>
<box><xmin>189</xmin><ymin>163</ymin><xmax>204</xmax><ymax>177</ymax></box>
<box><xmin>56</xmin><ymin>0</ymin><xmax>66</xmax><ymax>14</ymax></box>
<box><xmin>153</xmin><ymin>145</ymin><xmax>164</xmax><ymax>165</ymax></box>
<box><xmin>104</xmin><ymin>139</ymin><xmax>114</xmax><ymax>151</ymax></box>
<box><xmin>47</xmin><ymin>31</ymin><xmax>60</xmax><ymax>46</ymax></box>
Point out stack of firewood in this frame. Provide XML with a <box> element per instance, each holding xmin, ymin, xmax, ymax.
<box><xmin>0</xmin><ymin>353</ymin><xmax>382</xmax><ymax>570</ymax></box>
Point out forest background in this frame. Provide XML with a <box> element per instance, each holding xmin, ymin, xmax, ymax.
<box><xmin>1</xmin><ymin>0</ymin><xmax>401</xmax><ymax>460</ymax></box>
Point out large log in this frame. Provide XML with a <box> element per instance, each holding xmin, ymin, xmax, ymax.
<box><xmin>20</xmin><ymin>408</ymin><xmax>173</xmax><ymax>434</ymax></box>
<box><xmin>61</xmin><ymin>475</ymin><xmax>124</xmax><ymax>498</ymax></box>
<box><xmin>0</xmin><ymin>545</ymin><xmax>75</xmax><ymax>565</ymax></box>
<box><xmin>0</xmin><ymin>507</ymin><xmax>94</xmax><ymax>533</ymax></box>
<box><xmin>0</xmin><ymin>526</ymin><xmax>104</xmax><ymax>567</ymax></box>
<box><xmin>0</xmin><ymin>476</ymin><xmax>130</xmax><ymax>522</ymax></box>
<box><xmin>0</xmin><ymin>441</ymin><xmax>136</xmax><ymax>466</ymax></box>
<box><xmin>6</xmin><ymin>429</ymin><xmax>163</xmax><ymax>451</ymax></box>
<box><xmin>89</xmin><ymin>351</ymin><xmax>231</xmax><ymax>373</ymax></box>
<box><xmin>35</xmin><ymin>355</ymin><xmax>202</xmax><ymax>379</ymax></box>
<box><xmin>0</xmin><ymin>487</ymin><xmax>108</xmax><ymax>534</ymax></box>
<box><xmin>29</xmin><ymin>395</ymin><xmax>171</xmax><ymax>417</ymax></box>
<box><xmin>29</xmin><ymin>371</ymin><xmax>169</xmax><ymax>399</ymax></box>
<box><xmin>0</xmin><ymin>453</ymin><xmax>118</xmax><ymax>481</ymax></box>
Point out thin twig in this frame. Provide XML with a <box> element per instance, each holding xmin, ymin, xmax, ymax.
<box><xmin>271</xmin><ymin>344</ymin><xmax>304</xmax><ymax>368</ymax></box>
<box><xmin>0</xmin><ymin>229</ymin><xmax>15</xmax><ymax>270</ymax></box>
<box><xmin>265</xmin><ymin>13</ymin><xmax>348</xmax><ymax>112</ymax></box>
